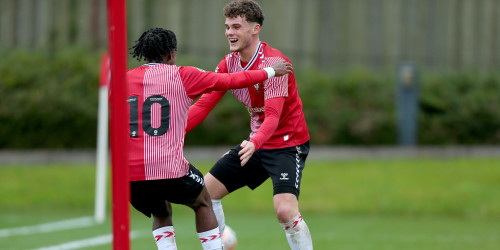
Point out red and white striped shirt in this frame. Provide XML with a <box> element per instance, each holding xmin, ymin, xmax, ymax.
<box><xmin>187</xmin><ymin>42</ymin><xmax>310</xmax><ymax>150</ymax></box>
<box><xmin>126</xmin><ymin>64</ymin><xmax>269</xmax><ymax>181</ymax></box>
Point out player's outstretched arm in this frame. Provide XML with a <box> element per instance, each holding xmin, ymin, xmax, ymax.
<box><xmin>215</xmin><ymin>59</ymin><xmax>292</xmax><ymax>89</ymax></box>
<box><xmin>180</xmin><ymin>59</ymin><xmax>292</xmax><ymax>97</ymax></box>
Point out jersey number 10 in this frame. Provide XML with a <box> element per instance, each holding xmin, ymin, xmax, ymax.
<box><xmin>127</xmin><ymin>95</ymin><xmax>170</xmax><ymax>137</ymax></box>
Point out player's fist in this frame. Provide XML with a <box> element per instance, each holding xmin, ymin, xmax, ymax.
<box><xmin>271</xmin><ymin>60</ymin><xmax>293</xmax><ymax>77</ymax></box>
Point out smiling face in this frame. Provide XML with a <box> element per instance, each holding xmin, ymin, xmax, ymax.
<box><xmin>225</xmin><ymin>15</ymin><xmax>260</xmax><ymax>58</ymax></box>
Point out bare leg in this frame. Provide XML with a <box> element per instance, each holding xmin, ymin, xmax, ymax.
<box><xmin>273</xmin><ymin>193</ymin><xmax>299</xmax><ymax>223</ymax></box>
<box><xmin>153</xmin><ymin>201</ymin><xmax>173</xmax><ymax>230</ymax></box>
<box><xmin>186</xmin><ymin>185</ymin><xmax>223</xmax><ymax>249</ymax></box>
<box><xmin>186</xmin><ymin>186</ymin><xmax>219</xmax><ymax>232</ymax></box>
<box><xmin>274</xmin><ymin>193</ymin><xmax>313</xmax><ymax>250</ymax></box>
<box><xmin>205</xmin><ymin>173</ymin><xmax>229</xmax><ymax>199</ymax></box>
<box><xmin>152</xmin><ymin>201</ymin><xmax>177</xmax><ymax>249</ymax></box>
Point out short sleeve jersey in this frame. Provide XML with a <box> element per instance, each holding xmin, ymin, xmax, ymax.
<box><xmin>216</xmin><ymin>42</ymin><xmax>310</xmax><ymax>149</ymax></box>
<box><xmin>126</xmin><ymin>63</ymin><xmax>268</xmax><ymax>181</ymax></box>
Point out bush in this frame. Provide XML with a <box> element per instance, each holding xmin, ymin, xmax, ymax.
<box><xmin>419</xmin><ymin>72</ymin><xmax>500</xmax><ymax>144</ymax></box>
<box><xmin>0</xmin><ymin>48</ymin><xmax>100</xmax><ymax>148</ymax></box>
<box><xmin>298</xmin><ymin>68</ymin><xmax>396</xmax><ymax>145</ymax></box>
<box><xmin>1</xmin><ymin>48</ymin><xmax>499</xmax><ymax>148</ymax></box>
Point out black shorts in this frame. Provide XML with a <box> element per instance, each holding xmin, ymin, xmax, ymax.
<box><xmin>130</xmin><ymin>164</ymin><xmax>204</xmax><ymax>218</ymax></box>
<box><xmin>209</xmin><ymin>141</ymin><xmax>309</xmax><ymax>198</ymax></box>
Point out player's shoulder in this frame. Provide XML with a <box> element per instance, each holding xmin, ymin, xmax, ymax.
<box><xmin>222</xmin><ymin>52</ymin><xmax>239</xmax><ymax>62</ymax></box>
<box><xmin>261</xmin><ymin>42</ymin><xmax>291</xmax><ymax>63</ymax></box>
<box><xmin>127</xmin><ymin>65</ymin><xmax>147</xmax><ymax>76</ymax></box>
<box><xmin>179</xmin><ymin>65</ymin><xmax>205</xmax><ymax>71</ymax></box>
<box><xmin>217</xmin><ymin>54</ymin><xmax>235</xmax><ymax>72</ymax></box>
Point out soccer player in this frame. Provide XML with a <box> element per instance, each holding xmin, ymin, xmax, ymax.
<box><xmin>127</xmin><ymin>27</ymin><xmax>292</xmax><ymax>250</ymax></box>
<box><xmin>186</xmin><ymin>1</ymin><xmax>313</xmax><ymax>249</ymax></box>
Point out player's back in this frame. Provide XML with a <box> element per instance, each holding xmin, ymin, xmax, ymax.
<box><xmin>126</xmin><ymin>63</ymin><xmax>191</xmax><ymax>181</ymax></box>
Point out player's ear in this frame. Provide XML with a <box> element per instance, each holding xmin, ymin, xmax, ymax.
<box><xmin>170</xmin><ymin>50</ymin><xmax>177</xmax><ymax>64</ymax></box>
<box><xmin>252</xmin><ymin>23</ymin><xmax>261</xmax><ymax>34</ymax></box>
<box><xmin>164</xmin><ymin>50</ymin><xmax>176</xmax><ymax>65</ymax></box>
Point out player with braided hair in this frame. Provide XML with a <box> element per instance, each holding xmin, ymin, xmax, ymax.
<box><xmin>126</xmin><ymin>27</ymin><xmax>292</xmax><ymax>250</ymax></box>
<box><xmin>130</xmin><ymin>28</ymin><xmax>177</xmax><ymax>63</ymax></box>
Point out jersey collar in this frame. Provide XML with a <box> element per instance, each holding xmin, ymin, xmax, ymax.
<box><xmin>241</xmin><ymin>42</ymin><xmax>262</xmax><ymax>71</ymax></box>
<box><xmin>142</xmin><ymin>63</ymin><xmax>163</xmax><ymax>66</ymax></box>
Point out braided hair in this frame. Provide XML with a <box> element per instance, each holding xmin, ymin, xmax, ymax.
<box><xmin>130</xmin><ymin>28</ymin><xmax>177</xmax><ymax>63</ymax></box>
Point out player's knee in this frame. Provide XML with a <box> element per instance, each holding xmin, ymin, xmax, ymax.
<box><xmin>152</xmin><ymin>204</ymin><xmax>172</xmax><ymax>219</ymax></box>
<box><xmin>273</xmin><ymin>193</ymin><xmax>299</xmax><ymax>223</ymax></box>
<box><xmin>275</xmin><ymin>205</ymin><xmax>299</xmax><ymax>223</ymax></box>
<box><xmin>187</xmin><ymin>187</ymin><xmax>212</xmax><ymax>211</ymax></box>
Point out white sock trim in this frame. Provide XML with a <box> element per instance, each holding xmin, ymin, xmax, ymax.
<box><xmin>280</xmin><ymin>213</ymin><xmax>303</xmax><ymax>234</ymax></box>
<box><xmin>198</xmin><ymin>227</ymin><xmax>222</xmax><ymax>250</ymax></box>
<box><xmin>153</xmin><ymin>226</ymin><xmax>176</xmax><ymax>249</ymax></box>
<box><xmin>280</xmin><ymin>214</ymin><xmax>313</xmax><ymax>250</ymax></box>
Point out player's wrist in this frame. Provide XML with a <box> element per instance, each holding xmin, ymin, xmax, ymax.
<box><xmin>263</xmin><ymin>67</ymin><xmax>275</xmax><ymax>79</ymax></box>
<box><xmin>249</xmin><ymin>139</ymin><xmax>260</xmax><ymax>151</ymax></box>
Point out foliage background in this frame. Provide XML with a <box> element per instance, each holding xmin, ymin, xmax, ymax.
<box><xmin>1</xmin><ymin>49</ymin><xmax>499</xmax><ymax>148</ymax></box>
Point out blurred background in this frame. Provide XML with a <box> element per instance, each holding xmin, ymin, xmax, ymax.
<box><xmin>1</xmin><ymin>0</ymin><xmax>499</xmax><ymax>149</ymax></box>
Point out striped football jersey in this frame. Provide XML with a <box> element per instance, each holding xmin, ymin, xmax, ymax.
<box><xmin>216</xmin><ymin>42</ymin><xmax>310</xmax><ymax>149</ymax></box>
<box><xmin>126</xmin><ymin>63</ymin><xmax>268</xmax><ymax>180</ymax></box>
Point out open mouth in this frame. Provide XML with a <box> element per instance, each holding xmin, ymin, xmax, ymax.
<box><xmin>229</xmin><ymin>38</ymin><xmax>238</xmax><ymax>44</ymax></box>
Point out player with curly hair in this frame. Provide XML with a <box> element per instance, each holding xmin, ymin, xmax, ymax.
<box><xmin>127</xmin><ymin>27</ymin><xmax>292</xmax><ymax>250</ymax></box>
<box><xmin>187</xmin><ymin>1</ymin><xmax>313</xmax><ymax>249</ymax></box>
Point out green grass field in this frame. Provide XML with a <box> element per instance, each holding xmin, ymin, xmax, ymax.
<box><xmin>1</xmin><ymin>158</ymin><xmax>499</xmax><ymax>249</ymax></box>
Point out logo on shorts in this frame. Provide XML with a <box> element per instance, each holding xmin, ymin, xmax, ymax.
<box><xmin>189</xmin><ymin>170</ymin><xmax>204</xmax><ymax>185</ymax></box>
<box><xmin>280</xmin><ymin>173</ymin><xmax>289</xmax><ymax>180</ymax></box>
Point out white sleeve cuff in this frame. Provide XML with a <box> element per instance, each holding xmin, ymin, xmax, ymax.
<box><xmin>263</xmin><ymin>67</ymin><xmax>276</xmax><ymax>79</ymax></box>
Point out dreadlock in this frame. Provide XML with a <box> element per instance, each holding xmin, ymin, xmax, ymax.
<box><xmin>130</xmin><ymin>28</ymin><xmax>177</xmax><ymax>63</ymax></box>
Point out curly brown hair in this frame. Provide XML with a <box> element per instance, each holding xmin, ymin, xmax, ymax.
<box><xmin>223</xmin><ymin>0</ymin><xmax>264</xmax><ymax>26</ymax></box>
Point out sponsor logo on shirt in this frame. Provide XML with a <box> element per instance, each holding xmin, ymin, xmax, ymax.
<box><xmin>247</xmin><ymin>106</ymin><xmax>265</xmax><ymax>113</ymax></box>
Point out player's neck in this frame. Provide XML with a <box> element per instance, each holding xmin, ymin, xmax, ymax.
<box><xmin>240</xmin><ymin>40</ymin><xmax>261</xmax><ymax>63</ymax></box>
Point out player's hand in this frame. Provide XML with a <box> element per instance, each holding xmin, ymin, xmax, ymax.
<box><xmin>271</xmin><ymin>60</ymin><xmax>293</xmax><ymax>77</ymax></box>
<box><xmin>238</xmin><ymin>140</ymin><xmax>255</xmax><ymax>166</ymax></box>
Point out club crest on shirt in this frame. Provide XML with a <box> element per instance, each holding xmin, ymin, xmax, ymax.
<box><xmin>254</xmin><ymin>83</ymin><xmax>262</xmax><ymax>92</ymax></box>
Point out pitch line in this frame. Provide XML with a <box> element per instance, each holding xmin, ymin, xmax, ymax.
<box><xmin>0</xmin><ymin>216</ymin><xmax>95</xmax><ymax>238</ymax></box>
<box><xmin>33</xmin><ymin>231</ymin><xmax>141</xmax><ymax>250</ymax></box>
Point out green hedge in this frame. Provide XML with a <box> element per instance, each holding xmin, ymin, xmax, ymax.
<box><xmin>0</xmin><ymin>49</ymin><xmax>100</xmax><ymax>148</ymax></box>
<box><xmin>1</xmin><ymin>48</ymin><xmax>499</xmax><ymax>148</ymax></box>
<box><xmin>419</xmin><ymin>72</ymin><xmax>500</xmax><ymax>144</ymax></box>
